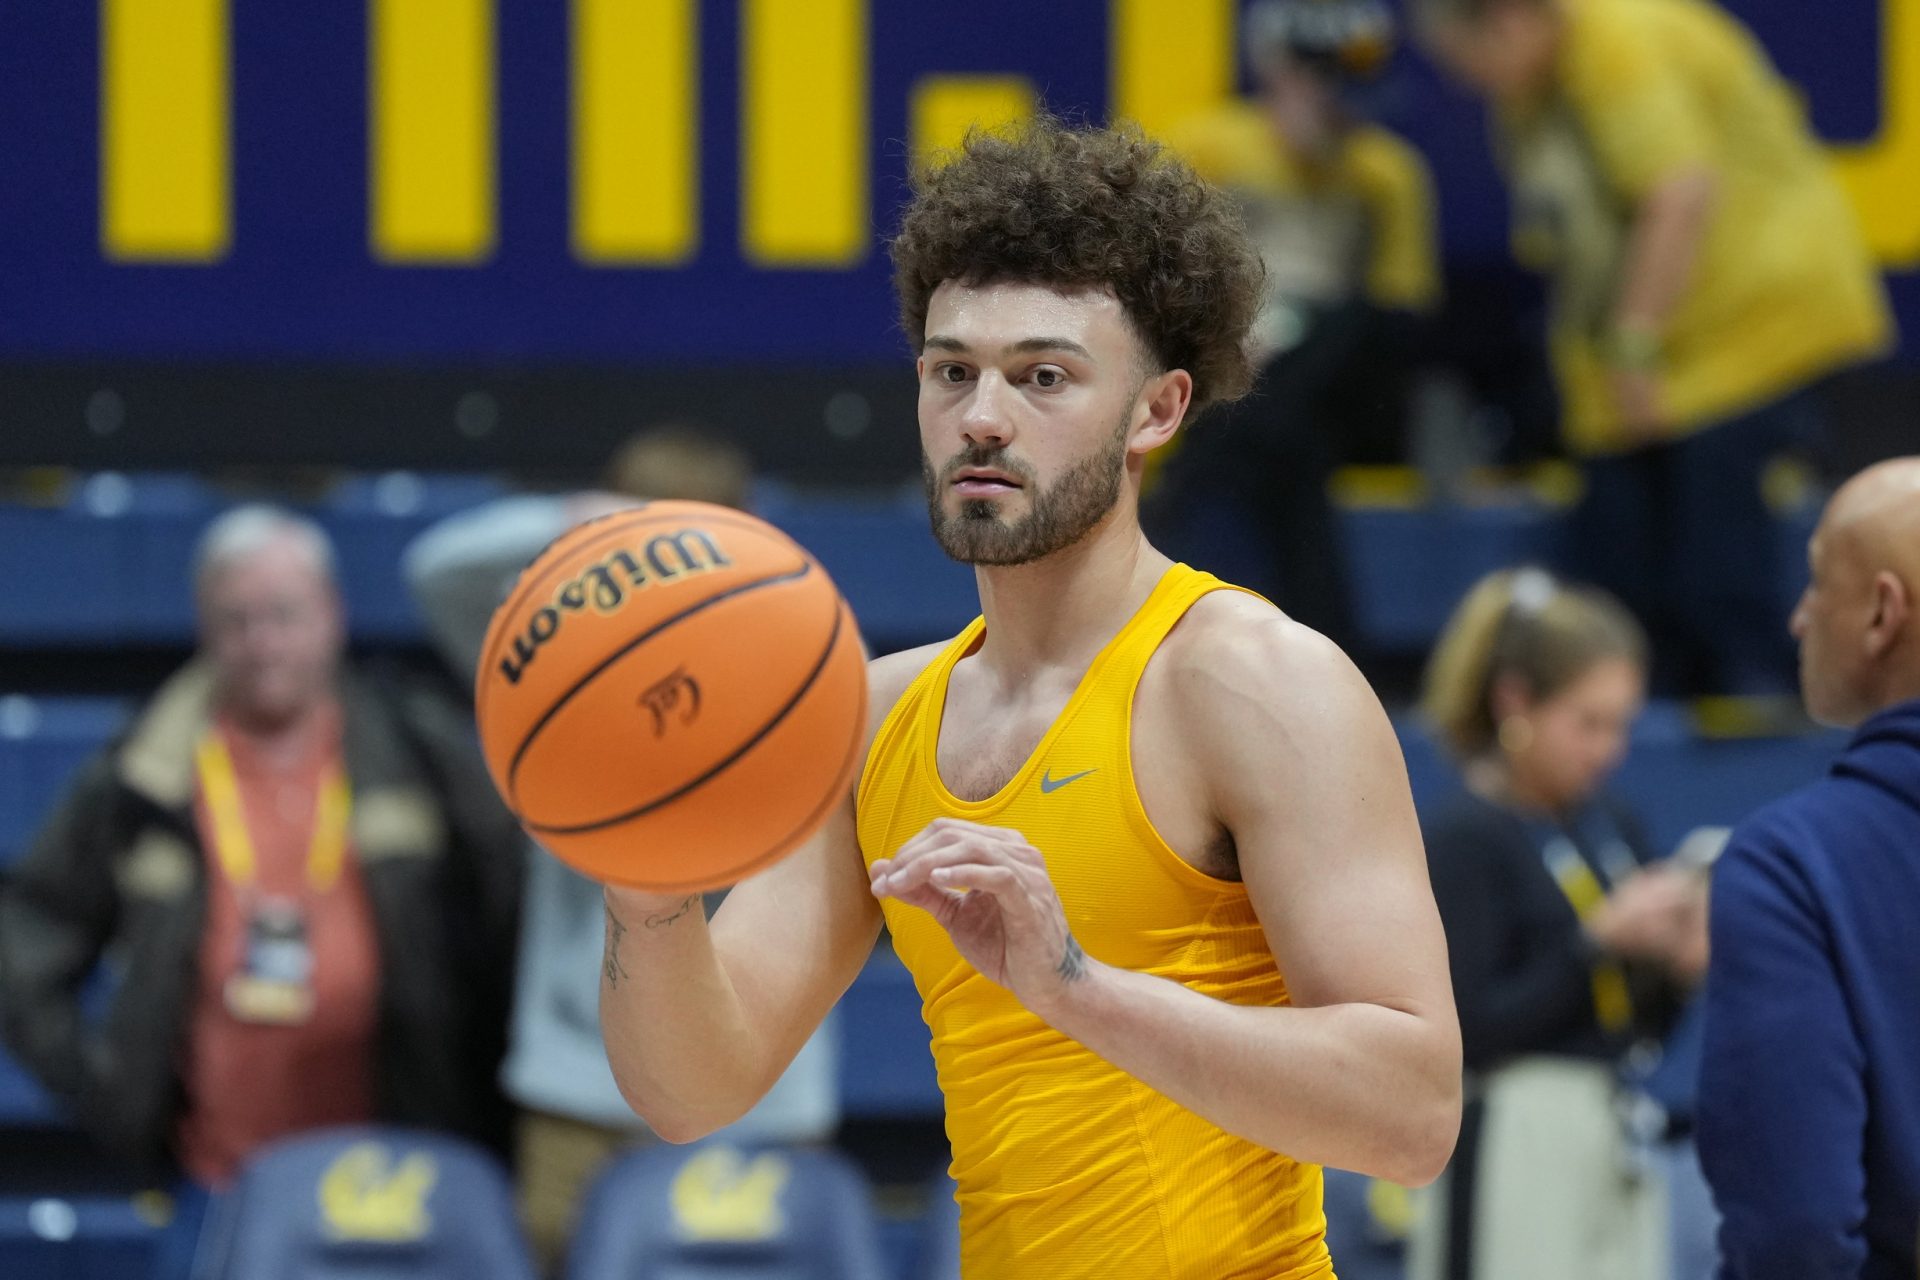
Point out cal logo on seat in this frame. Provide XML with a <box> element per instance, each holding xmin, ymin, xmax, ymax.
<box><xmin>669</xmin><ymin>1146</ymin><xmax>790</xmax><ymax>1242</ymax></box>
<box><xmin>318</xmin><ymin>1143</ymin><xmax>438</xmax><ymax>1243</ymax></box>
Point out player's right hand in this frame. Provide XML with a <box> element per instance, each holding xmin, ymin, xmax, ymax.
<box><xmin>868</xmin><ymin>818</ymin><xmax>1093</xmax><ymax>1019</ymax></box>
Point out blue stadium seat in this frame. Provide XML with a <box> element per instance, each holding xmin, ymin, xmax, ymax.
<box><xmin>117</xmin><ymin>472</ymin><xmax>226</xmax><ymax>643</ymax></box>
<box><xmin>317</xmin><ymin>472</ymin><xmax>506</xmax><ymax>641</ymax></box>
<box><xmin>0</xmin><ymin>472</ymin><xmax>1828</xmax><ymax>657</ymax></box>
<box><xmin>565</xmin><ymin>1142</ymin><xmax>890</xmax><ymax>1280</ymax></box>
<box><xmin>0</xmin><ymin>1194</ymin><xmax>164</xmax><ymax>1280</ymax></box>
<box><xmin>1395</xmin><ymin>709</ymin><xmax>1846</xmax><ymax>855</ymax></box>
<box><xmin>1342</xmin><ymin>502</ymin><xmax>1564</xmax><ymax>651</ymax></box>
<box><xmin>755</xmin><ymin>487</ymin><xmax>978</xmax><ymax>653</ymax></box>
<box><xmin>198</xmin><ymin>1127</ymin><xmax>535</xmax><ymax>1280</ymax></box>
<box><xmin>0</xmin><ymin>696</ymin><xmax>130</xmax><ymax>866</ymax></box>
<box><xmin>0</xmin><ymin>471</ymin><xmax>511</xmax><ymax>648</ymax></box>
<box><xmin>1611</xmin><ymin>716</ymin><xmax>1845</xmax><ymax>854</ymax></box>
<box><xmin>0</xmin><ymin>479</ymin><xmax>143</xmax><ymax>643</ymax></box>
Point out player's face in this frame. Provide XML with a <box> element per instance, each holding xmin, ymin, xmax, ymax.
<box><xmin>199</xmin><ymin>537</ymin><xmax>344</xmax><ymax>727</ymax></box>
<box><xmin>1515</xmin><ymin>656</ymin><xmax>1644</xmax><ymax>809</ymax></box>
<box><xmin>916</xmin><ymin>280</ymin><xmax>1159</xmax><ymax>566</ymax></box>
<box><xmin>1790</xmin><ymin>528</ymin><xmax>1872</xmax><ymax>727</ymax></box>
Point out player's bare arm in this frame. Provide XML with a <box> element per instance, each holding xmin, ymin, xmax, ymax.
<box><xmin>599</xmin><ymin>643</ymin><xmax>938</xmax><ymax>1141</ymax></box>
<box><xmin>872</xmin><ymin>597</ymin><xmax>1462</xmax><ymax>1185</ymax></box>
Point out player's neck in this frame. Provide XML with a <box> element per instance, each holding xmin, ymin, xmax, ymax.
<box><xmin>969</xmin><ymin>507</ymin><xmax>1171</xmax><ymax>682</ymax></box>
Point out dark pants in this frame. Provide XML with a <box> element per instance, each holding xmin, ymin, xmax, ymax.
<box><xmin>1565</xmin><ymin>392</ymin><xmax>1820</xmax><ymax>696</ymax></box>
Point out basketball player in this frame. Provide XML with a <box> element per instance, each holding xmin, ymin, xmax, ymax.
<box><xmin>600</xmin><ymin>118</ymin><xmax>1461</xmax><ymax>1277</ymax></box>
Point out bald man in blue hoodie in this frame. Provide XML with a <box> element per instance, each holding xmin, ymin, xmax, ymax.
<box><xmin>1698</xmin><ymin>456</ymin><xmax>1920</xmax><ymax>1280</ymax></box>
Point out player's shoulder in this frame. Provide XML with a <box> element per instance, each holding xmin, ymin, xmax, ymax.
<box><xmin>1154</xmin><ymin>590</ymin><xmax>1373</xmax><ymax>726</ymax></box>
<box><xmin>1161</xmin><ymin>589</ymin><xmax>1350</xmax><ymax>680</ymax></box>
<box><xmin>1142</xmin><ymin>590</ymin><xmax>1395</xmax><ymax>812</ymax></box>
<box><xmin>865</xmin><ymin>639</ymin><xmax>953</xmax><ymax>727</ymax></box>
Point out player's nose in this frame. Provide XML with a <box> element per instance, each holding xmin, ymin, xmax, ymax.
<box><xmin>959</xmin><ymin>371</ymin><xmax>1015</xmax><ymax>448</ymax></box>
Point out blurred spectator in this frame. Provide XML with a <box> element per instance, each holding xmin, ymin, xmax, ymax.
<box><xmin>1409</xmin><ymin>567</ymin><xmax>1710</xmax><ymax>1280</ymax></box>
<box><xmin>1415</xmin><ymin>0</ymin><xmax>1895</xmax><ymax>695</ymax></box>
<box><xmin>404</xmin><ymin>425</ymin><xmax>842</xmax><ymax>1275</ymax></box>
<box><xmin>1147</xmin><ymin>0</ymin><xmax>1441</xmax><ymax>650</ymax></box>
<box><xmin>1698</xmin><ymin>457</ymin><xmax>1920</xmax><ymax>1280</ymax></box>
<box><xmin>0</xmin><ymin>505</ymin><xmax>522</xmax><ymax>1279</ymax></box>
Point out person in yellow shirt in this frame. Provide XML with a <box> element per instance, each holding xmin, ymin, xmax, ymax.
<box><xmin>1416</xmin><ymin>0</ymin><xmax>1896</xmax><ymax>694</ymax></box>
<box><xmin>596</xmin><ymin>116</ymin><xmax>1463</xmax><ymax>1278</ymax></box>
<box><xmin>1148</xmin><ymin>0</ymin><xmax>1442</xmax><ymax>654</ymax></box>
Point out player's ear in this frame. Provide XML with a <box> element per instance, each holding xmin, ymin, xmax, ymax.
<box><xmin>1129</xmin><ymin>368</ymin><xmax>1191</xmax><ymax>453</ymax></box>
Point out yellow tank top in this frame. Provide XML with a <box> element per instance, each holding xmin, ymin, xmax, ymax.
<box><xmin>857</xmin><ymin>565</ymin><xmax>1334</xmax><ymax>1280</ymax></box>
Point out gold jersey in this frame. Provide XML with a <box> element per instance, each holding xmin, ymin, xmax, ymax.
<box><xmin>857</xmin><ymin>565</ymin><xmax>1334</xmax><ymax>1279</ymax></box>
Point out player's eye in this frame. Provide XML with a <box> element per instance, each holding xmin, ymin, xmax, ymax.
<box><xmin>1030</xmin><ymin>367</ymin><xmax>1066</xmax><ymax>388</ymax></box>
<box><xmin>937</xmin><ymin>364</ymin><xmax>970</xmax><ymax>383</ymax></box>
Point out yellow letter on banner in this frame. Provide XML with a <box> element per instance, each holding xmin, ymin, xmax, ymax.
<box><xmin>741</xmin><ymin>0</ymin><xmax>867</xmax><ymax>267</ymax></box>
<box><xmin>1831</xmin><ymin>0</ymin><xmax>1920</xmax><ymax>268</ymax></box>
<box><xmin>909</xmin><ymin>75</ymin><xmax>1037</xmax><ymax>171</ymax></box>
<box><xmin>1109</xmin><ymin>0</ymin><xmax>1235</xmax><ymax>138</ymax></box>
<box><xmin>574</xmin><ymin>0</ymin><xmax>697</xmax><ymax>264</ymax></box>
<box><xmin>100</xmin><ymin>0</ymin><xmax>230</xmax><ymax>261</ymax></box>
<box><xmin>370</xmin><ymin>0</ymin><xmax>496</xmax><ymax>263</ymax></box>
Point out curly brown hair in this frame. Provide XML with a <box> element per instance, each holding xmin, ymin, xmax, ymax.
<box><xmin>889</xmin><ymin>116</ymin><xmax>1266</xmax><ymax>425</ymax></box>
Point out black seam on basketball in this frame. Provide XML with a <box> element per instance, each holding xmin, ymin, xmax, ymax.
<box><xmin>604</xmin><ymin>607</ymin><xmax>867</xmax><ymax>892</ymax></box>
<box><xmin>506</xmin><ymin>558</ymin><xmax>816</xmax><ymax>810</ymax></box>
<box><xmin>479</xmin><ymin>510</ymin><xmax>685</xmax><ymax>725</ymax></box>
<box><xmin>479</xmin><ymin>508</ymin><xmax>803</xmax><ymax>689</ymax></box>
<box><xmin>522</xmin><ymin>578</ymin><xmax>846</xmax><ymax>834</ymax></box>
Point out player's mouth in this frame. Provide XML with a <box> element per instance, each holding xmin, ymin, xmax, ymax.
<box><xmin>952</xmin><ymin>467</ymin><xmax>1023</xmax><ymax>497</ymax></box>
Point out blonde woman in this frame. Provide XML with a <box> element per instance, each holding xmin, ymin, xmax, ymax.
<box><xmin>1410</xmin><ymin>568</ymin><xmax>1709</xmax><ymax>1280</ymax></box>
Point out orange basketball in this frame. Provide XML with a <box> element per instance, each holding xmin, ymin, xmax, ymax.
<box><xmin>474</xmin><ymin>501</ymin><xmax>868</xmax><ymax>892</ymax></box>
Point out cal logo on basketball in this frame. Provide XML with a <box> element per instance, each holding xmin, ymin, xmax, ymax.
<box><xmin>498</xmin><ymin>526</ymin><xmax>731</xmax><ymax>686</ymax></box>
<box><xmin>474</xmin><ymin>501</ymin><xmax>866</xmax><ymax>892</ymax></box>
<box><xmin>669</xmin><ymin>1146</ymin><xmax>790</xmax><ymax>1243</ymax></box>
<box><xmin>317</xmin><ymin>1143</ymin><xmax>438</xmax><ymax>1243</ymax></box>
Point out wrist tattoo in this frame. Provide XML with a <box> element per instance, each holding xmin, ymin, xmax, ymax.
<box><xmin>1056</xmin><ymin>935</ymin><xmax>1089</xmax><ymax>983</ymax></box>
<box><xmin>644</xmin><ymin>894</ymin><xmax>701</xmax><ymax>930</ymax></box>
<box><xmin>602</xmin><ymin>903</ymin><xmax>630</xmax><ymax>987</ymax></box>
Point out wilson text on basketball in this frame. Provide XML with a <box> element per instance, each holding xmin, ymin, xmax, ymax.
<box><xmin>498</xmin><ymin>527</ymin><xmax>731</xmax><ymax>686</ymax></box>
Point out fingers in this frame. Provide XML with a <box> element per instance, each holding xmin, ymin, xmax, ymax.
<box><xmin>873</xmin><ymin>839</ymin><xmax>1022</xmax><ymax>896</ymax></box>
<box><xmin>870</xmin><ymin>820</ymin><xmax>1039</xmax><ymax>897</ymax></box>
<box><xmin>878</xmin><ymin>874</ymin><xmax>962</xmax><ymax>916</ymax></box>
<box><xmin>928</xmin><ymin>863</ymin><xmax>1020</xmax><ymax>895</ymax></box>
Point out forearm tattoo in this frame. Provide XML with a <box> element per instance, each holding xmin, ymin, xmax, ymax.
<box><xmin>1056</xmin><ymin>935</ymin><xmax>1089</xmax><ymax>983</ymax></box>
<box><xmin>644</xmin><ymin>894</ymin><xmax>701</xmax><ymax>930</ymax></box>
<box><xmin>602</xmin><ymin>902</ymin><xmax>630</xmax><ymax>987</ymax></box>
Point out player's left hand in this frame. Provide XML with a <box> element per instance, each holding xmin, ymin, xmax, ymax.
<box><xmin>868</xmin><ymin>818</ymin><xmax>1091</xmax><ymax>1015</ymax></box>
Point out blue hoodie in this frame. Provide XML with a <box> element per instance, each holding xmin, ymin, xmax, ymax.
<box><xmin>1699</xmin><ymin>699</ymin><xmax>1920</xmax><ymax>1280</ymax></box>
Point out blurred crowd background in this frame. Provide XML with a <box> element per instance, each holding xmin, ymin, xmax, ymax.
<box><xmin>0</xmin><ymin>1</ymin><xmax>1913</xmax><ymax>1277</ymax></box>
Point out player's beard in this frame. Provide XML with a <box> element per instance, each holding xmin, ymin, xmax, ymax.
<box><xmin>922</xmin><ymin>410</ymin><xmax>1131</xmax><ymax>567</ymax></box>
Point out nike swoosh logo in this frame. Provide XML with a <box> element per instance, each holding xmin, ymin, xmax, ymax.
<box><xmin>1039</xmin><ymin>768</ymin><xmax>1096</xmax><ymax>794</ymax></box>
